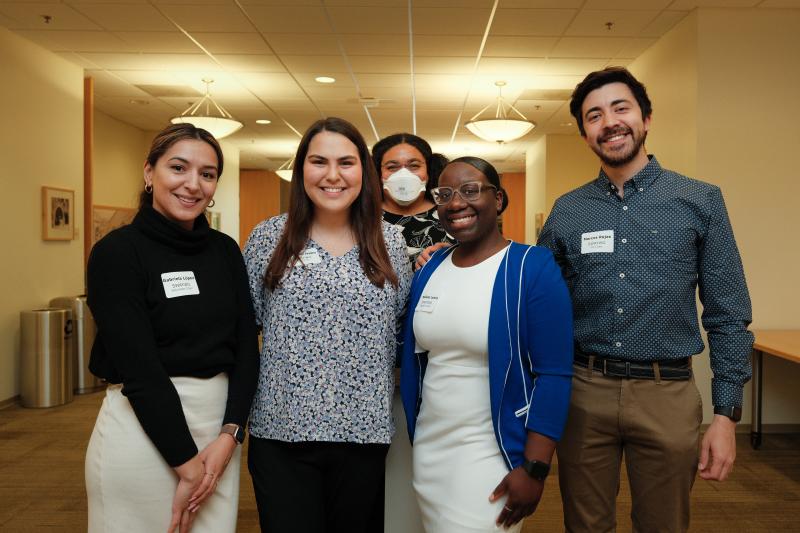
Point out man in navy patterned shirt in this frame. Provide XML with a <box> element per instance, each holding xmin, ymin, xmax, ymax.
<box><xmin>538</xmin><ymin>67</ymin><xmax>753</xmax><ymax>532</ymax></box>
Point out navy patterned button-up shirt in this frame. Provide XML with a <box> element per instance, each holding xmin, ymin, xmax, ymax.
<box><xmin>538</xmin><ymin>155</ymin><xmax>753</xmax><ymax>407</ymax></box>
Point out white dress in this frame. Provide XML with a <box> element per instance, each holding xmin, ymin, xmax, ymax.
<box><xmin>411</xmin><ymin>246</ymin><xmax>521</xmax><ymax>533</ymax></box>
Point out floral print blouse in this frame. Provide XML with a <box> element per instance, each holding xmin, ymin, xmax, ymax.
<box><xmin>244</xmin><ymin>215</ymin><xmax>412</xmax><ymax>444</ymax></box>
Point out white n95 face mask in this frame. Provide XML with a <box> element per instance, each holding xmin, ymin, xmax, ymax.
<box><xmin>383</xmin><ymin>167</ymin><xmax>426</xmax><ymax>205</ymax></box>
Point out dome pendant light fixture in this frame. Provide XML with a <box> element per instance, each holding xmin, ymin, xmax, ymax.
<box><xmin>465</xmin><ymin>81</ymin><xmax>536</xmax><ymax>144</ymax></box>
<box><xmin>171</xmin><ymin>78</ymin><xmax>243</xmax><ymax>139</ymax></box>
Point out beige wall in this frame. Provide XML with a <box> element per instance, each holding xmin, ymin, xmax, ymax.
<box><xmin>215</xmin><ymin>142</ymin><xmax>241</xmax><ymax>244</ymax></box>
<box><xmin>93</xmin><ymin>110</ymin><xmax>148</xmax><ymax>209</ymax></box>
<box><xmin>694</xmin><ymin>8</ymin><xmax>800</xmax><ymax>423</ymax></box>
<box><xmin>0</xmin><ymin>28</ymin><xmax>85</xmax><ymax>402</ymax></box>
<box><xmin>629</xmin><ymin>8</ymin><xmax>800</xmax><ymax>424</ymax></box>
<box><xmin>543</xmin><ymin>134</ymin><xmax>599</xmax><ymax>219</ymax></box>
<box><xmin>524</xmin><ymin>136</ymin><xmax>546</xmax><ymax>244</ymax></box>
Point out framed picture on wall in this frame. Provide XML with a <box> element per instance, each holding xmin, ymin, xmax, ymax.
<box><xmin>42</xmin><ymin>186</ymin><xmax>75</xmax><ymax>241</ymax></box>
<box><xmin>92</xmin><ymin>205</ymin><xmax>137</xmax><ymax>246</ymax></box>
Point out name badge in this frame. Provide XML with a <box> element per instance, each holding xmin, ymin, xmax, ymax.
<box><xmin>581</xmin><ymin>230</ymin><xmax>614</xmax><ymax>254</ymax></box>
<box><xmin>161</xmin><ymin>271</ymin><xmax>200</xmax><ymax>299</ymax></box>
<box><xmin>416</xmin><ymin>295</ymin><xmax>439</xmax><ymax>313</ymax></box>
<box><xmin>296</xmin><ymin>247</ymin><xmax>322</xmax><ymax>266</ymax></box>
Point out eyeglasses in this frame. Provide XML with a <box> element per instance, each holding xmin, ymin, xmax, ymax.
<box><xmin>381</xmin><ymin>161</ymin><xmax>426</xmax><ymax>173</ymax></box>
<box><xmin>430</xmin><ymin>181</ymin><xmax>498</xmax><ymax>206</ymax></box>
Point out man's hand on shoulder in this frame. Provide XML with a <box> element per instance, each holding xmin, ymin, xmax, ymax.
<box><xmin>698</xmin><ymin>414</ymin><xmax>737</xmax><ymax>481</ymax></box>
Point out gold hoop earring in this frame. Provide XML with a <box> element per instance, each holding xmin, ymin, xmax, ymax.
<box><xmin>208</xmin><ymin>199</ymin><xmax>215</xmax><ymax>208</ymax></box>
<box><xmin>145</xmin><ymin>183</ymin><xmax>153</xmax><ymax>194</ymax></box>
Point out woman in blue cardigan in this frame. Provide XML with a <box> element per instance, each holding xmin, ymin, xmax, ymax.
<box><xmin>400</xmin><ymin>157</ymin><xmax>573</xmax><ymax>532</ymax></box>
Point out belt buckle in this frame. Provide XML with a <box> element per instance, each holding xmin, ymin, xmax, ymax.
<box><xmin>602</xmin><ymin>358</ymin><xmax>608</xmax><ymax>375</ymax></box>
<box><xmin>625</xmin><ymin>361</ymin><xmax>631</xmax><ymax>379</ymax></box>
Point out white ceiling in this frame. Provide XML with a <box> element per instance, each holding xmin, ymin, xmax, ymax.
<box><xmin>0</xmin><ymin>0</ymin><xmax>790</xmax><ymax>171</ymax></box>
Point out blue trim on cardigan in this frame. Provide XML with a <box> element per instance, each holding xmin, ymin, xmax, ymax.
<box><xmin>399</xmin><ymin>242</ymin><xmax>574</xmax><ymax>470</ymax></box>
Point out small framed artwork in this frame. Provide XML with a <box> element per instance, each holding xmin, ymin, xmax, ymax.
<box><xmin>92</xmin><ymin>205</ymin><xmax>137</xmax><ymax>246</ymax></box>
<box><xmin>42</xmin><ymin>186</ymin><xmax>75</xmax><ymax>241</ymax></box>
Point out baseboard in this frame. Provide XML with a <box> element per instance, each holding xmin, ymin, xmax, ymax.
<box><xmin>0</xmin><ymin>395</ymin><xmax>20</xmax><ymax>410</ymax></box>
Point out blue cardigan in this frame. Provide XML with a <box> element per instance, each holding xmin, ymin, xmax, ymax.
<box><xmin>400</xmin><ymin>242</ymin><xmax>573</xmax><ymax>470</ymax></box>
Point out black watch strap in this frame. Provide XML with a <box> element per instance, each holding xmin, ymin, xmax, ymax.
<box><xmin>521</xmin><ymin>459</ymin><xmax>550</xmax><ymax>481</ymax></box>
<box><xmin>713</xmin><ymin>406</ymin><xmax>742</xmax><ymax>423</ymax></box>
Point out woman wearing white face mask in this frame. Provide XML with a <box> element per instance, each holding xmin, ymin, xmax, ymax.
<box><xmin>372</xmin><ymin>133</ymin><xmax>455</xmax><ymax>264</ymax></box>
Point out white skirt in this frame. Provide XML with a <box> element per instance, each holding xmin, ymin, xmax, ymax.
<box><xmin>85</xmin><ymin>373</ymin><xmax>241</xmax><ymax>533</ymax></box>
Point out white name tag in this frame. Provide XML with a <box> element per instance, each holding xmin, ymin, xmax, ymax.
<box><xmin>581</xmin><ymin>230</ymin><xmax>614</xmax><ymax>254</ymax></box>
<box><xmin>416</xmin><ymin>295</ymin><xmax>439</xmax><ymax>313</ymax></box>
<box><xmin>296</xmin><ymin>247</ymin><xmax>322</xmax><ymax>266</ymax></box>
<box><xmin>161</xmin><ymin>271</ymin><xmax>200</xmax><ymax>299</ymax></box>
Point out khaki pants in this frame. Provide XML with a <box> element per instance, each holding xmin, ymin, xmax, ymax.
<box><xmin>557</xmin><ymin>363</ymin><xmax>702</xmax><ymax>533</ymax></box>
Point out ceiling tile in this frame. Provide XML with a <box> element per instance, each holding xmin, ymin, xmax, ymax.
<box><xmin>70</xmin><ymin>4</ymin><xmax>175</xmax><ymax>31</ymax></box>
<box><xmin>114</xmin><ymin>31</ymin><xmax>197</xmax><ymax>53</ymax></box>
<box><xmin>491</xmin><ymin>9</ymin><xmax>576</xmax><ymax>36</ymax></box>
<box><xmin>412</xmin><ymin>7</ymin><xmax>494</xmax><ymax>35</ymax></box>
<box><xmin>77</xmin><ymin>52</ymin><xmax>219</xmax><ymax>71</ymax></box>
<box><xmin>758</xmin><ymin>0</ymin><xmax>800</xmax><ymax>6</ymax></box>
<box><xmin>281</xmin><ymin>55</ymin><xmax>348</xmax><ymax>73</ymax></box>
<box><xmin>0</xmin><ymin>3</ymin><xmax>102</xmax><ymax>30</ymax></box>
<box><xmin>327</xmin><ymin>6</ymin><xmax>406</xmax><ymax>34</ymax></box>
<box><xmin>156</xmin><ymin>5</ymin><xmax>253</xmax><ymax>32</ymax></box>
<box><xmin>294</xmin><ymin>73</ymin><xmax>355</xmax><ymax>88</ymax></box>
<box><xmin>415</xmin><ymin>56</ymin><xmax>475</xmax><ymax>74</ymax></box>
<box><xmin>483</xmin><ymin>36</ymin><xmax>558</xmax><ymax>57</ymax></box>
<box><xmin>414</xmin><ymin>35</ymin><xmax>481</xmax><ymax>57</ymax></box>
<box><xmin>340</xmin><ymin>33</ymin><xmax>408</xmax><ymax>56</ymax></box>
<box><xmin>550</xmin><ymin>37</ymin><xmax>630</xmax><ymax>58</ymax></box>
<box><xmin>192</xmin><ymin>32</ymin><xmax>272</xmax><ymax>55</ymax></box>
<box><xmin>669</xmin><ymin>0</ymin><xmax>760</xmax><ymax>7</ymax></box>
<box><xmin>237</xmin><ymin>72</ymin><xmax>310</xmax><ymax>100</ymax></box>
<box><xmin>565</xmin><ymin>10</ymin><xmax>661</xmax><ymax>37</ymax></box>
<box><xmin>238</xmin><ymin>5</ymin><xmax>330</xmax><ymax>34</ymax></box>
<box><xmin>477</xmin><ymin>57</ymin><xmax>608</xmax><ymax>77</ymax></box>
<box><xmin>13</xmin><ymin>29</ymin><xmax>130</xmax><ymax>52</ymax></box>
<box><xmin>87</xmin><ymin>69</ymin><xmax>152</xmax><ymax>97</ymax></box>
<box><xmin>264</xmin><ymin>33</ymin><xmax>338</xmax><ymax>55</ymax></box>
<box><xmin>355</xmin><ymin>74</ymin><xmax>411</xmax><ymax>89</ymax></box>
<box><xmin>216</xmin><ymin>54</ymin><xmax>285</xmax><ymax>73</ymax></box>
<box><xmin>583</xmin><ymin>0</ymin><xmax>672</xmax><ymax>9</ymax></box>
<box><xmin>349</xmin><ymin>55</ymin><xmax>409</xmax><ymax>74</ymax></box>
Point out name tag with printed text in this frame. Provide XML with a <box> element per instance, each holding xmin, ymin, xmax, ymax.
<box><xmin>416</xmin><ymin>294</ymin><xmax>439</xmax><ymax>313</ymax></box>
<box><xmin>295</xmin><ymin>247</ymin><xmax>322</xmax><ymax>266</ymax></box>
<box><xmin>161</xmin><ymin>271</ymin><xmax>200</xmax><ymax>299</ymax></box>
<box><xmin>581</xmin><ymin>230</ymin><xmax>614</xmax><ymax>254</ymax></box>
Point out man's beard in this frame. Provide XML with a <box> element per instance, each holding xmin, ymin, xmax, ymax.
<box><xmin>591</xmin><ymin>127</ymin><xmax>647</xmax><ymax>168</ymax></box>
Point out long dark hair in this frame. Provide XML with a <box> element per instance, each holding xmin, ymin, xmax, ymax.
<box><xmin>140</xmin><ymin>123</ymin><xmax>224</xmax><ymax>209</ymax></box>
<box><xmin>264</xmin><ymin>117</ymin><xmax>399</xmax><ymax>291</ymax></box>
<box><xmin>371</xmin><ymin>132</ymin><xmax>449</xmax><ymax>202</ymax></box>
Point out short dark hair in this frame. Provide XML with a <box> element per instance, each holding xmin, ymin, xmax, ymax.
<box><xmin>447</xmin><ymin>156</ymin><xmax>508</xmax><ymax>215</ymax></box>
<box><xmin>570</xmin><ymin>67</ymin><xmax>652</xmax><ymax>136</ymax></box>
<box><xmin>140</xmin><ymin>123</ymin><xmax>223</xmax><ymax>209</ymax></box>
<box><xmin>371</xmin><ymin>132</ymin><xmax>449</xmax><ymax>202</ymax></box>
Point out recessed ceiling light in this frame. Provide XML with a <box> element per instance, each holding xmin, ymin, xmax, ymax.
<box><xmin>256</xmin><ymin>119</ymin><xmax>272</xmax><ymax>125</ymax></box>
<box><xmin>560</xmin><ymin>122</ymin><xmax>574</xmax><ymax>127</ymax></box>
<box><xmin>315</xmin><ymin>76</ymin><xmax>336</xmax><ymax>84</ymax></box>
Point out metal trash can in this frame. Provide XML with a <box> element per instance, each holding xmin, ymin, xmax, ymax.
<box><xmin>50</xmin><ymin>295</ymin><xmax>103</xmax><ymax>394</ymax></box>
<box><xmin>19</xmin><ymin>308</ymin><xmax>73</xmax><ymax>408</ymax></box>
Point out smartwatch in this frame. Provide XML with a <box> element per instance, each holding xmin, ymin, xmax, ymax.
<box><xmin>220</xmin><ymin>423</ymin><xmax>245</xmax><ymax>444</ymax></box>
<box><xmin>521</xmin><ymin>459</ymin><xmax>550</xmax><ymax>482</ymax></box>
<box><xmin>713</xmin><ymin>406</ymin><xmax>742</xmax><ymax>423</ymax></box>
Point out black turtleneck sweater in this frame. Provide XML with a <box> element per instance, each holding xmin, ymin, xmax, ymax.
<box><xmin>87</xmin><ymin>206</ymin><xmax>259</xmax><ymax>467</ymax></box>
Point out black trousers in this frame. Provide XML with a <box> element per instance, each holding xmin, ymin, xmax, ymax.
<box><xmin>248</xmin><ymin>437</ymin><xmax>389</xmax><ymax>533</ymax></box>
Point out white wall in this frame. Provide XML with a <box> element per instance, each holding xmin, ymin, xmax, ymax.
<box><xmin>524</xmin><ymin>136</ymin><xmax>547</xmax><ymax>244</ymax></box>
<box><xmin>215</xmin><ymin>141</ymin><xmax>241</xmax><ymax>244</ymax></box>
<box><xmin>0</xmin><ymin>28</ymin><xmax>85</xmax><ymax>402</ymax></box>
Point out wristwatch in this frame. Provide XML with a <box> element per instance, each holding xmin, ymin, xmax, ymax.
<box><xmin>220</xmin><ymin>423</ymin><xmax>245</xmax><ymax>444</ymax></box>
<box><xmin>521</xmin><ymin>459</ymin><xmax>550</xmax><ymax>482</ymax></box>
<box><xmin>713</xmin><ymin>406</ymin><xmax>742</xmax><ymax>423</ymax></box>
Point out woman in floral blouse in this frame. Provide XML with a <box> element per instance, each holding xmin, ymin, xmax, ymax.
<box><xmin>243</xmin><ymin>117</ymin><xmax>412</xmax><ymax>532</ymax></box>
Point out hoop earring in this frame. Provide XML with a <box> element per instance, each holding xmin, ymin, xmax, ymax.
<box><xmin>144</xmin><ymin>183</ymin><xmax>153</xmax><ymax>194</ymax></box>
<box><xmin>208</xmin><ymin>199</ymin><xmax>215</xmax><ymax>208</ymax></box>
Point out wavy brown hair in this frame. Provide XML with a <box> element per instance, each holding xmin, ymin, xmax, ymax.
<box><xmin>264</xmin><ymin>117</ymin><xmax>399</xmax><ymax>291</ymax></box>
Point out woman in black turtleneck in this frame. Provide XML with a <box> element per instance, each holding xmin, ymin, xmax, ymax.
<box><xmin>84</xmin><ymin>124</ymin><xmax>258</xmax><ymax>533</ymax></box>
